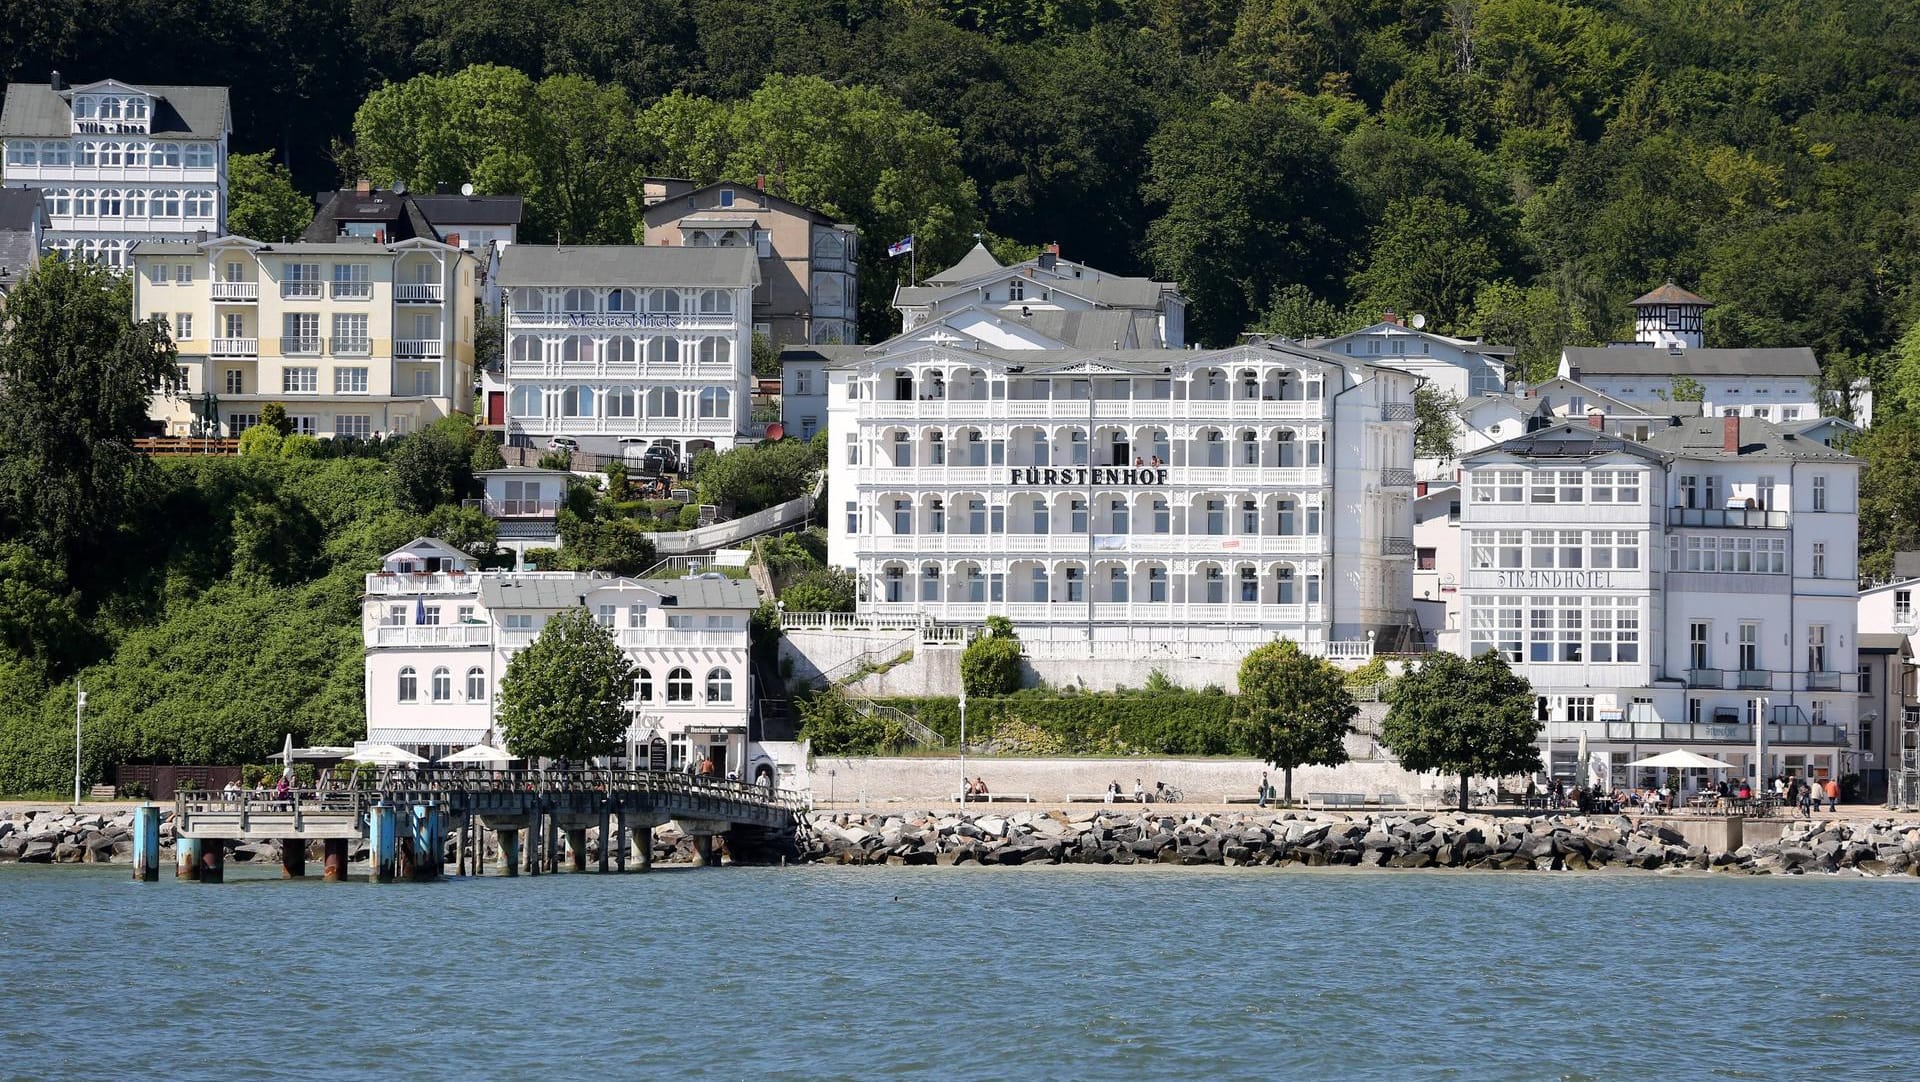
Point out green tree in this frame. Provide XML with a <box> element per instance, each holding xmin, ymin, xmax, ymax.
<box><xmin>555</xmin><ymin>511</ymin><xmax>657</xmax><ymax>575</ymax></box>
<box><xmin>1471</xmin><ymin>280</ymin><xmax>1591</xmax><ymax>384</ymax></box>
<box><xmin>1255</xmin><ymin>284</ymin><xmax>1355</xmax><ymax>340</ymax></box>
<box><xmin>1145</xmin><ymin>95</ymin><xmax>1357</xmax><ymax>346</ymax></box>
<box><xmin>389</xmin><ymin>425</ymin><xmax>474</xmax><ymax>513</ymax></box>
<box><xmin>694</xmin><ymin>438</ymin><xmax>822</xmax><ymax>514</ymax></box>
<box><xmin>797</xmin><ymin>687</ymin><xmax>901</xmax><ymax>753</ymax></box>
<box><xmin>780</xmin><ymin>566</ymin><xmax>856</xmax><ymax>612</ymax></box>
<box><xmin>1873</xmin><ymin>318</ymin><xmax>1920</xmax><ymax>423</ymax></box>
<box><xmin>1414</xmin><ymin>384</ymin><xmax>1461</xmax><ymax>461</ymax></box>
<box><xmin>237</xmin><ymin>424</ymin><xmax>285</xmax><ymax>457</ymax></box>
<box><xmin>960</xmin><ymin>618</ymin><xmax>1023</xmax><ymax>698</ymax></box>
<box><xmin>230</xmin><ymin>497</ymin><xmax>323</xmax><ymax>586</ymax></box>
<box><xmin>1381</xmin><ymin>651</ymin><xmax>1539</xmax><ymax>811</ymax></box>
<box><xmin>424</xmin><ymin>504</ymin><xmax>500</xmax><ymax>559</ymax></box>
<box><xmin>259</xmin><ymin>402</ymin><xmax>292</xmax><ymax>436</ymax></box>
<box><xmin>0</xmin><ymin>258</ymin><xmax>179</xmax><ymax>590</ymax></box>
<box><xmin>471</xmin><ymin>434</ymin><xmax>508</xmax><ymax>473</ymax></box>
<box><xmin>0</xmin><ymin>543</ymin><xmax>89</xmax><ymax>675</ymax></box>
<box><xmin>1234</xmin><ymin>639</ymin><xmax>1357</xmax><ymax>804</ymax></box>
<box><xmin>1855</xmin><ymin>417</ymin><xmax>1920</xmax><ymax>582</ymax></box>
<box><xmin>497</xmin><ymin>608</ymin><xmax>639</xmax><ymax>761</ymax></box>
<box><xmin>226</xmin><ymin>151</ymin><xmax>314</xmax><ymax>242</ymax></box>
<box><xmin>1349</xmin><ymin>196</ymin><xmax>1499</xmax><ymax>331</ymax></box>
<box><xmin>1668</xmin><ymin>376</ymin><xmax>1705</xmax><ymax>403</ymax></box>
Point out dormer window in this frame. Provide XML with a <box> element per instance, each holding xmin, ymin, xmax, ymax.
<box><xmin>718</xmin><ymin>188</ymin><xmax>735</xmax><ymax>208</ymax></box>
<box><xmin>1009</xmin><ymin>278</ymin><xmax>1024</xmax><ymax>302</ymax></box>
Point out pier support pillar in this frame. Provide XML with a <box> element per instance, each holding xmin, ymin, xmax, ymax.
<box><xmin>526</xmin><ymin>811</ymin><xmax>542</xmax><ymax>877</ymax></box>
<box><xmin>635</xmin><ymin>825</ymin><xmax>653</xmax><ymax>873</ymax></box>
<box><xmin>369</xmin><ymin>804</ymin><xmax>398</xmax><ymax>884</ymax></box>
<box><xmin>280</xmin><ymin>839</ymin><xmax>307</xmax><ymax>879</ymax></box>
<box><xmin>567</xmin><ymin>829</ymin><xmax>587</xmax><ymax>873</ymax></box>
<box><xmin>614</xmin><ymin>809</ymin><xmax>628</xmax><ymax>874</ymax></box>
<box><xmin>546</xmin><ymin>812</ymin><xmax>560</xmax><ymax>874</ymax></box>
<box><xmin>409</xmin><ymin>805</ymin><xmax>443</xmax><ymax>881</ymax></box>
<box><xmin>496</xmin><ymin>829</ymin><xmax>520</xmax><ymax>877</ymax></box>
<box><xmin>597</xmin><ymin>809</ymin><xmax>611</xmax><ymax>874</ymax></box>
<box><xmin>198</xmin><ymin>840</ymin><xmax>225</xmax><ymax>884</ymax></box>
<box><xmin>691</xmin><ymin>834</ymin><xmax>712</xmax><ymax>868</ymax></box>
<box><xmin>132</xmin><ymin>805</ymin><xmax>160</xmax><ymax>882</ymax></box>
<box><xmin>176</xmin><ymin>836</ymin><xmax>202</xmax><ymax>881</ymax></box>
<box><xmin>322</xmin><ymin>839</ymin><xmax>349</xmax><ymax>881</ymax></box>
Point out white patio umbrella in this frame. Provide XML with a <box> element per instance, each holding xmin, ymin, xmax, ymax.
<box><xmin>280</xmin><ymin>733</ymin><xmax>294</xmax><ymax>769</ymax></box>
<box><xmin>349</xmin><ymin>743</ymin><xmax>427</xmax><ymax>766</ymax></box>
<box><xmin>1626</xmin><ymin>750</ymin><xmax>1738</xmax><ymax>770</ymax></box>
<box><xmin>437</xmin><ymin>744</ymin><xmax>514</xmax><ymax>764</ymax></box>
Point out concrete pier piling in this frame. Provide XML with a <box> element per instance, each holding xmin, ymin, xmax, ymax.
<box><xmin>198</xmin><ymin>841</ymin><xmax>224</xmax><ymax>884</ymax></box>
<box><xmin>614</xmin><ymin>808</ymin><xmax>628</xmax><ymax>873</ymax></box>
<box><xmin>176</xmin><ymin>836</ymin><xmax>202</xmax><ymax>881</ymax></box>
<box><xmin>526</xmin><ymin>811</ymin><xmax>542</xmax><ymax>877</ymax></box>
<box><xmin>280</xmin><ymin>839</ymin><xmax>306</xmax><ymax>879</ymax></box>
<box><xmin>567</xmin><ymin>828</ymin><xmax>587</xmax><ymax>873</ymax></box>
<box><xmin>497</xmin><ymin>829</ymin><xmax>520</xmax><ymax>877</ymax></box>
<box><xmin>635</xmin><ymin>825</ymin><xmax>653</xmax><ymax>872</ymax></box>
<box><xmin>409</xmin><ymin>805</ymin><xmax>443</xmax><ymax>881</ymax></box>
<box><xmin>368</xmin><ymin>804</ymin><xmax>397</xmax><ymax>884</ymax></box>
<box><xmin>322</xmin><ymin>838</ymin><xmax>348</xmax><ymax>881</ymax></box>
<box><xmin>597</xmin><ymin>809</ymin><xmax>612</xmax><ymax>873</ymax></box>
<box><xmin>132</xmin><ymin>805</ymin><xmax>160</xmax><ymax>882</ymax></box>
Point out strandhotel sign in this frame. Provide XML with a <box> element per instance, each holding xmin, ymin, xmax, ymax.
<box><xmin>1008</xmin><ymin>466</ymin><xmax>1170</xmax><ymax>486</ymax></box>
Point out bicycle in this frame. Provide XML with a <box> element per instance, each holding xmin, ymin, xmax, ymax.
<box><xmin>1155</xmin><ymin>782</ymin><xmax>1185</xmax><ymax>803</ymax></box>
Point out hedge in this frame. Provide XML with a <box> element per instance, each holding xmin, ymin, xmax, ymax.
<box><xmin>884</xmin><ymin>689</ymin><xmax>1244</xmax><ymax>756</ymax></box>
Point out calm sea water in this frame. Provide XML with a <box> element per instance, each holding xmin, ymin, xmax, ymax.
<box><xmin>2</xmin><ymin>863</ymin><xmax>1917</xmax><ymax>1081</ymax></box>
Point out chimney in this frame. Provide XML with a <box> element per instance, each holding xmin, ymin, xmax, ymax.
<box><xmin>1416</xmin><ymin>480</ymin><xmax>1429</xmax><ymax>497</ymax></box>
<box><xmin>1045</xmin><ymin>242</ymin><xmax>1060</xmax><ymax>256</ymax></box>
<box><xmin>1383</xmin><ymin>311</ymin><xmax>1402</xmax><ymax>326</ymax></box>
<box><xmin>355</xmin><ymin>178</ymin><xmax>372</xmax><ymax>195</ymax></box>
<box><xmin>445</xmin><ymin>232</ymin><xmax>461</xmax><ymax>248</ymax></box>
<box><xmin>50</xmin><ymin>70</ymin><xmax>64</xmax><ymax>92</ymax></box>
<box><xmin>1587</xmin><ymin>411</ymin><xmax>1605</xmax><ymax>430</ymax></box>
<box><xmin>755</xmin><ymin>174</ymin><xmax>767</xmax><ymax>192</ymax></box>
<box><xmin>1722</xmin><ymin>414</ymin><xmax>1740</xmax><ymax>454</ymax></box>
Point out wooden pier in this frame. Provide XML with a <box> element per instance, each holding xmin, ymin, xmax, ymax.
<box><xmin>167</xmin><ymin>768</ymin><xmax>808</xmax><ymax>883</ymax></box>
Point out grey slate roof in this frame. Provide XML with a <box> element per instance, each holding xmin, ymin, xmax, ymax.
<box><xmin>646</xmin><ymin>577</ymin><xmax>762</xmax><ymax>609</ymax></box>
<box><xmin>1563</xmin><ymin>345</ymin><xmax>1819</xmax><ymax>378</ymax></box>
<box><xmin>478</xmin><ymin>576</ymin><xmax>599</xmax><ymax>610</ymax></box>
<box><xmin>411</xmin><ymin>194</ymin><xmax>524</xmax><ymax>227</ymax></box>
<box><xmin>1859</xmin><ymin>633</ymin><xmax>1908</xmax><ymax>654</ymax></box>
<box><xmin>499</xmin><ymin>245</ymin><xmax>756</xmax><ymax>288</ymax></box>
<box><xmin>0</xmin><ymin>188</ymin><xmax>41</xmax><ymax>283</ymax></box>
<box><xmin>129</xmin><ymin>237</ymin><xmax>446</xmax><ymax>257</ymax></box>
<box><xmin>302</xmin><ymin>189</ymin><xmax>439</xmax><ymax>243</ymax></box>
<box><xmin>1</xmin><ymin>80</ymin><xmax>229</xmax><ymax>138</ymax></box>
<box><xmin>923</xmin><ymin>242</ymin><xmax>1003</xmax><ymax>285</ymax></box>
<box><xmin>477</xmin><ymin>572</ymin><xmax>760</xmax><ymax>611</ymax></box>
<box><xmin>1472</xmin><ymin>417</ymin><xmax>1854</xmax><ymax>465</ymax></box>
<box><xmin>1630</xmin><ymin>281</ymin><xmax>1713</xmax><ymax>307</ymax></box>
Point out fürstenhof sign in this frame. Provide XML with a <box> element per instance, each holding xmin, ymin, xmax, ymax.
<box><xmin>562</xmin><ymin>313</ymin><xmax>682</xmax><ymax>329</ymax></box>
<box><xmin>1008</xmin><ymin>467</ymin><xmax>1170</xmax><ymax>486</ymax></box>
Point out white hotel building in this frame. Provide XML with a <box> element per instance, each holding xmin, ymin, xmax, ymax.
<box><xmin>497</xmin><ymin>245</ymin><xmax>758</xmax><ymax>457</ymax></box>
<box><xmin>1</xmin><ymin>73</ymin><xmax>229</xmax><ymax>266</ymax></box>
<box><xmin>363</xmin><ymin>539</ymin><xmax>764</xmax><ymax>778</ymax></box>
<box><xmin>1455</xmin><ymin>415</ymin><xmax>1860</xmax><ymax>786</ymax></box>
<box><xmin>817</xmin><ymin>334</ymin><xmax>1421</xmax><ymax>654</ymax></box>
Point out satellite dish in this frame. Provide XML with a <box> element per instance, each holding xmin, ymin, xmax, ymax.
<box><xmin>765</xmin><ymin>423</ymin><xmax>785</xmax><ymax>442</ymax></box>
<box><xmin>391</xmin><ymin>180</ymin><xmax>407</xmax><ymax>195</ymax></box>
<box><xmin>1410</xmin><ymin>313</ymin><xmax>1427</xmax><ymax>330</ymax></box>
<box><xmin>461</xmin><ymin>182</ymin><xmax>475</xmax><ymax>197</ymax></box>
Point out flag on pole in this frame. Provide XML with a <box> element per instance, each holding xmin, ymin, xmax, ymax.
<box><xmin>887</xmin><ymin>236</ymin><xmax>915</xmax><ymax>258</ymax></box>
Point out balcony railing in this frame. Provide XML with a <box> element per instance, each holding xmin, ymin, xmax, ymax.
<box><xmin>397</xmin><ymin>339</ymin><xmax>444</xmax><ymax>359</ymax></box>
<box><xmin>615</xmin><ymin>628</ymin><xmax>745</xmax><ymax>649</ymax></box>
<box><xmin>1737</xmin><ymin>668</ymin><xmax>1772</xmax><ymax>690</ymax></box>
<box><xmin>1805</xmin><ymin>670</ymin><xmax>1844</xmax><ymax>692</ymax></box>
<box><xmin>1549</xmin><ymin>720</ymin><xmax>1850</xmax><ymax>748</ymax></box>
<box><xmin>463</xmin><ymin>497</ymin><xmax>562</xmax><ymax>518</ymax></box>
<box><xmin>371</xmin><ymin>624</ymin><xmax>492</xmax><ymax>647</ymax></box>
<box><xmin>210</xmin><ymin>281</ymin><xmax>257</xmax><ymax>302</ymax></box>
<box><xmin>1383</xmin><ymin>537</ymin><xmax>1416</xmax><ymax>556</ymax></box>
<box><xmin>1667</xmin><ymin>507</ymin><xmax>1790</xmax><ymax>530</ymax></box>
<box><xmin>330</xmin><ymin>337</ymin><xmax>371</xmax><ymax>356</ymax></box>
<box><xmin>1687</xmin><ymin>667</ymin><xmax>1725</xmax><ymax>689</ymax></box>
<box><xmin>1380</xmin><ymin>468</ymin><xmax>1416</xmax><ymax>487</ymax></box>
<box><xmin>281</xmin><ymin>336</ymin><xmax>321</xmax><ymax>356</ymax></box>
<box><xmin>330</xmin><ymin>281</ymin><xmax>373</xmax><ymax>300</ymax></box>
<box><xmin>280</xmin><ymin>281</ymin><xmax>322</xmax><ymax>299</ymax></box>
<box><xmin>1381</xmin><ymin>403</ymin><xmax>1415</xmax><ymax>422</ymax></box>
<box><xmin>364</xmin><ymin>572</ymin><xmax>480</xmax><ymax>595</ymax></box>
<box><xmin>211</xmin><ymin>337</ymin><xmax>258</xmax><ymax>358</ymax></box>
<box><xmin>396</xmin><ymin>284</ymin><xmax>444</xmax><ymax>304</ymax></box>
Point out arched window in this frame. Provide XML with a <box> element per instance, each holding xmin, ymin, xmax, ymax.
<box><xmin>99</xmin><ymin>97</ymin><xmax>122</xmax><ymax>120</ymax></box>
<box><xmin>666</xmin><ymin>667</ymin><xmax>693</xmax><ymax>702</ymax></box>
<box><xmin>559</xmin><ymin>335</ymin><xmax>585</xmax><ymax>362</ymax></box>
<box><xmin>560</xmin><ymin>385</ymin><xmax>595</xmax><ymax>418</ymax></box>
<box><xmin>43</xmin><ymin>142</ymin><xmax>69</xmax><ymax>165</ymax></box>
<box><xmin>634</xmin><ymin>669</ymin><xmax>653</xmax><ymax>702</ymax></box>
<box><xmin>509</xmin><ymin>385</ymin><xmax>542</xmax><ymax>417</ymax></box>
<box><xmin>153</xmin><ymin>143</ymin><xmax>181</xmax><ymax>166</ymax></box>
<box><xmin>510</xmin><ymin>335</ymin><xmax>541</xmax><ymax>362</ymax></box>
<box><xmin>74</xmin><ymin>97</ymin><xmax>97</xmax><ymax>120</ymax></box>
<box><xmin>75</xmin><ymin>189</ymin><xmax>96</xmax><ymax>216</ymax></box>
<box><xmin>604</xmin><ymin>386</ymin><xmax>637</xmax><ymax>418</ymax></box>
<box><xmin>706</xmin><ymin>668</ymin><xmax>733</xmax><ymax>703</ymax></box>
<box><xmin>698</xmin><ymin>337</ymin><xmax>731</xmax><ymax>365</ymax></box>
<box><xmin>431</xmin><ymin>667</ymin><xmax>452</xmax><ymax>702</ymax></box>
<box><xmin>398</xmin><ymin>667</ymin><xmax>418</xmax><ymax>702</ymax></box>
<box><xmin>1275</xmin><ymin>430</ymin><xmax>1299</xmax><ymax>468</ymax></box>
<box><xmin>696</xmin><ymin>386</ymin><xmax>730</xmax><ymax>418</ymax></box>
<box><xmin>562</xmin><ymin>288</ymin><xmax>594</xmax><ymax>313</ymax></box>
<box><xmin>185</xmin><ymin>189</ymin><xmax>215</xmax><ymax>217</ymax></box>
<box><xmin>645</xmin><ymin>337</ymin><xmax>680</xmax><ymax>364</ymax></box>
<box><xmin>605</xmin><ymin>337</ymin><xmax>638</xmax><ymax>363</ymax></box>
<box><xmin>465</xmin><ymin>668</ymin><xmax>486</xmax><ymax>701</ymax></box>
<box><xmin>698</xmin><ymin>289</ymin><xmax>732</xmax><ymax>315</ymax></box>
<box><xmin>125</xmin><ymin>142</ymin><xmax>147</xmax><ymax>166</ymax></box>
<box><xmin>1239</xmin><ymin>429</ymin><xmax>1258</xmax><ymax>465</ymax></box>
<box><xmin>47</xmin><ymin>189</ymin><xmax>71</xmax><ymax>216</ymax></box>
<box><xmin>606</xmin><ymin>288</ymin><xmax>636</xmax><ymax>313</ymax></box>
<box><xmin>645</xmin><ymin>289</ymin><xmax>681</xmax><ymax>314</ymax></box>
<box><xmin>647</xmin><ymin>387</ymin><xmax>680</xmax><ymax>418</ymax></box>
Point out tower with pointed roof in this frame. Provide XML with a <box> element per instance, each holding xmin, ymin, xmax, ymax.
<box><xmin>1629</xmin><ymin>281</ymin><xmax>1712</xmax><ymax>349</ymax></box>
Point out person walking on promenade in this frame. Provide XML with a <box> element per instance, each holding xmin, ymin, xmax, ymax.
<box><xmin>1259</xmin><ymin>772</ymin><xmax>1270</xmax><ymax>808</ymax></box>
<box><xmin>1824</xmin><ymin>776</ymin><xmax>1840</xmax><ymax>813</ymax></box>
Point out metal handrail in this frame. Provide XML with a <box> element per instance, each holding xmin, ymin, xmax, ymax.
<box><xmin>174</xmin><ymin>768</ymin><xmax>811</xmax><ymax>820</ymax></box>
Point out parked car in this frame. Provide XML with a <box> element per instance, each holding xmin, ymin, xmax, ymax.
<box><xmin>641</xmin><ymin>445</ymin><xmax>680</xmax><ymax>475</ymax></box>
<box><xmin>546</xmin><ymin>436</ymin><xmax>580</xmax><ymax>453</ymax></box>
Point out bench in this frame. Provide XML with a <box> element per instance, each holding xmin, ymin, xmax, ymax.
<box><xmin>1372</xmin><ymin>792</ymin><xmax>1409</xmax><ymax>808</ymax></box>
<box><xmin>949</xmin><ymin>793</ymin><xmax>1036</xmax><ymax>804</ymax></box>
<box><xmin>1306</xmin><ymin>792</ymin><xmax>1367</xmax><ymax>809</ymax></box>
<box><xmin>87</xmin><ymin>784</ymin><xmax>117</xmax><ymax>801</ymax></box>
<box><xmin>1065</xmin><ymin>792</ymin><xmax>1138</xmax><ymax>803</ymax></box>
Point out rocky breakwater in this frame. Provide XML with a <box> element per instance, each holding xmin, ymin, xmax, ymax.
<box><xmin>803</xmin><ymin>809</ymin><xmax>1920</xmax><ymax>876</ymax></box>
<box><xmin>0</xmin><ymin>808</ymin><xmax>146</xmax><ymax>865</ymax></box>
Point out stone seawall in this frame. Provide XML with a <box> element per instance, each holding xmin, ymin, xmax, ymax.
<box><xmin>803</xmin><ymin>808</ymin><xmax>1920</xmax><ymax>876</ymax></box>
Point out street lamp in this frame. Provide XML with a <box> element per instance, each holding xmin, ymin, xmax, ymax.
<box><xmin>73</xmin><ymin>684</ymin><xmax>86</xmax><ymax>805</ymax></box>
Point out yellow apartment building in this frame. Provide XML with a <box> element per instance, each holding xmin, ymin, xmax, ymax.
<box><xmin>131</xmin><ymin>235</ymin><xmax>477</xmax><ymax>438</ymax></box>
